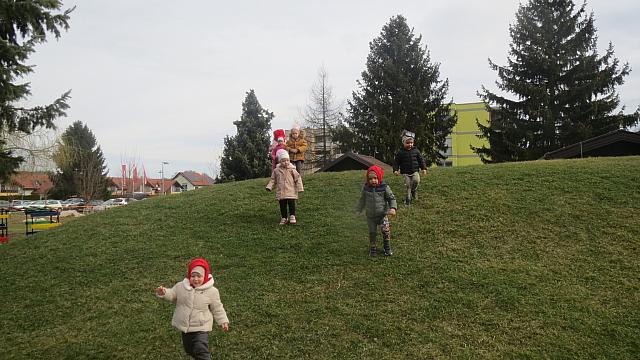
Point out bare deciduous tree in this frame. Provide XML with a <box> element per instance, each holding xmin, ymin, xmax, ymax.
<box><xmin>2</xmin><ymin>128</ymin><xmax>58</xmax><ymax>172</ymax></box>
<box><xmin>302</xmin><ymin>66</ymin><xmax>344</xmax><ymax>168</ymax></box>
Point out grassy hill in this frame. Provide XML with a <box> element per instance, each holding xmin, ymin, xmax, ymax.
<box><xmin>1</xmin><ymin>156</ymin><xmax>638</xmax><ymax>359</ymax></box>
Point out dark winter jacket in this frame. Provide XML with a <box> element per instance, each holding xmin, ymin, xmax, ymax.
<box><xmin>394</xmin><ymin>148</ymin><xmax>426</xmax><ymax>174</ymax></box>
<box><xmin>357</xmin><ymin>182</ymin><xmax>397</xmax><ymax>218</ymax></box>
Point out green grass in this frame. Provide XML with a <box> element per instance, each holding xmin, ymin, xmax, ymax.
<box><xmin>1</xmin><ymin>156</ymin><xmax>639</xmax><ymax>359</ymax></box>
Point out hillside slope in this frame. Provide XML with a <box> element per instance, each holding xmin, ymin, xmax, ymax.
<box><xmin>1</xmin><ymin>157</ymin><xmax>639</xmax><ymax>359</ymax></box>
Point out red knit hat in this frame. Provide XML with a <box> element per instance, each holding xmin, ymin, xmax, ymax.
<box><xmin>366</xmin><ymin>165</ymin><xmax>384</xmax><ymax>184</ymax></box>
<box><xmin>273</xmin><ymin>129</ymin><xmax>286</xmax><ymax>141</ymax></box>
<box><xmin>187</xmin><ymin>258</ymin><xmax>211</xmax><ymax>287</ymax></box>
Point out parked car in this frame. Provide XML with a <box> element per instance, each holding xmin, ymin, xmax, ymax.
<box><xmin>98</xmin><ymin>198</ymin><xmax>137</xmax><ymax>210</ymax></box>
<box><xmin>0</xmin><ymin>200</ymin><xmax>10</xmax><ymax>210</ymax></box>
<box><xmin>82</xmin><ymin>199</ymin><xmax>104</xmax><ymax>212</ymax></box>
<box><xmin>26</xmin><ymin>200</ymin><xmax>63</xmax><ymax>210</ymax></box>
<box><xmin>12</xmin><ymin>200</ymin><xmax>34</xmax><ymax>211</ymax></box>
<box><xmin>62</xmin><ymin>198</ymin><xmax>84</xmax><ymax>209</ymax></box>
<box><xmin>45</xmin><ymin>200</ymin><xmax>63</xmax><ymax>210</ymax></box>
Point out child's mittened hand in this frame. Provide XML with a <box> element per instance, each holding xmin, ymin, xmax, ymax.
<box><xmin>155</xmin><ymin>286</ymin><xmax>166</xmax><ymax>296</ymax></box>
<box><xmin>421</xmin><ymin>169</ymin><xmax>427</xmax><ymax>175</ymax></box>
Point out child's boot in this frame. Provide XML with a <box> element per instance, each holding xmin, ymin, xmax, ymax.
<box><xmin>383</xmin><ymin>239</ymin><xmax>393</xmax><ymax>256</ymax></box>
<box><xmin>369</xmin><ymin>239</ymin><xmax>377</xmax><ymax>256</ymax></box>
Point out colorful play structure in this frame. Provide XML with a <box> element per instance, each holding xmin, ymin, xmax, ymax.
<box><xmin>0</xmin><ymin>210</ymin><xmax>8</xmax><ymax>244</ymax></box>
<box><xmin>25</xmin><ymin>210</ymin><xmax>61</xmax><ymax>236</ymax></box>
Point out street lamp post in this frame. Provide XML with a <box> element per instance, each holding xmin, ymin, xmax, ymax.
<box><xmin>160</xmin><ymin>161</ymin><xmax>169</xmax><ymax>195</ymax></box>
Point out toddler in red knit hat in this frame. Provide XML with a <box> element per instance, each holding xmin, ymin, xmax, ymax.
<box><xmin>155</xmin><ymin>258</ymin><xmax>229</xmax><ymax>359</ymax></box>
<box><xmin>356</xmin><ymin>166</ymin><xmax>398</xmax><ymax>256</ymax></box>
<box><xmin>270</xmin><ymin>129</ymin><xmax>287</xmax><ymax>170</ymax></box>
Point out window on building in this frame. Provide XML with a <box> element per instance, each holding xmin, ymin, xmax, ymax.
<box><xmin>440</xmin><ymin>137</ymin><xmax>452</xmax><ymax>157</ymax></box>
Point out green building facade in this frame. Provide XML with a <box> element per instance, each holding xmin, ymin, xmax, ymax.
<box><xmin>441</xmin><ymin>102</ymin><xmax>490</xmax><ymax>166</ymax></box>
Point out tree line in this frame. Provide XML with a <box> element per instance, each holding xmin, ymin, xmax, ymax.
<box><xmin>2</xmin><ymin>1</ymin><xmax>637</xmax><ymax>187</ymax></box>
<box><xmin>220</xmin><ymin>2</ymin><xmax>638</xmax><ymax>181</ymax></box>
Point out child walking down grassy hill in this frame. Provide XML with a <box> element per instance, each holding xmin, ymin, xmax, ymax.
<box><xmin>155</xmin><ymin>258</ymin><xmax>229</xmax><ymax>360</ymax></box>
<box><xmin>357</xmin><ymin>165</ymin><xmax>398</xmax><ymax>256</ymax></box>
<box><xmin>266</xmin><ymin>149</ymin><xmax>304</xmax><ymax>225</ymax></box>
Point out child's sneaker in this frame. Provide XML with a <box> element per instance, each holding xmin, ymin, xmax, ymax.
<box><xmin>288</xmin><ymin>215</ymin><xmax>297</xmax><ymax>225</ymax></box>
<box><xmin>279</xmin><ymin>218</ymin><xmax>288</xmax><ymax>225</ymax></box>
<box><xmin>404</xmin><ymin>196</ymin><xmax>411</xmax><ymax>205</ymax></box>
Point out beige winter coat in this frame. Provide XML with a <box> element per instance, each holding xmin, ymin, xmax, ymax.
<box><xmin>266</xmin><ymin>163</ymin><xmax>304</xmax><ymax>200</ymax></box>
<box><xmin>158</xmin><ymin>276</ymin><xmax>228</xmax><ymax>333</ymax></box>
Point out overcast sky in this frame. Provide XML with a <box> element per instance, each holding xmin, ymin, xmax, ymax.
<box><xmin>23</xmin><ymin>0</ymin><xmax>640</xmax><ymax>178</ymax></box>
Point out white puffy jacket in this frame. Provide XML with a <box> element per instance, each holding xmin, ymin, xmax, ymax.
<box><xmin>158</xmin><ymin>275</ymin><xmax>228</xmax><ymax>332</ymax></box>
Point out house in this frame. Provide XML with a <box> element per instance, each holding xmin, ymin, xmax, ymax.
<box><xmin>146</xmin><ymin>178</ymin><xmax>174</xmax><ymax>195</ymax></box>
<box><xmin>172</xmin><ymin>171</ymin><xmax>215</xmax><ymax>192</ymax></box>
<box><xmin>316</xmin><ymin>152</ymin><xmax>392</xmax><ymax>173</ymax></box>
<box><xmin>108</xmin><ymin>176</ymin><xmax>174</xmax><ymax>196</ymax></box>
<box><xmin>542</xmin><ymin>129</ymin><xmax>640</xmax><ymax>160</ymax></box>
<box><xmin>1</xmin><ymin>172</ymin><xmax>53</xmax><ymax>198</ymax></box>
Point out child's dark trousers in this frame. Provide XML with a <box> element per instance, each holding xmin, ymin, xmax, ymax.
<box><xmin>279</xmin><ymin>199</ymin><xmax>296</xmax><ymax>218</ymax></box>
<box><xmin>182</xmin><ymin>331</ymin><xmax>210</xmax><ymax>360</ymax></box>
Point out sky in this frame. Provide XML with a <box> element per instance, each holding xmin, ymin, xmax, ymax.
<box><xmin>23</xmin><ymin>0</ymin><xmax>640</xmax><ymax>179</ymax></box>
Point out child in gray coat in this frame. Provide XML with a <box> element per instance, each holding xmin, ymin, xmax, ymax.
<box><xmin>357</xmin><ymin>165</ymin><xmax>397</xmax><ymax>256</ymax></box>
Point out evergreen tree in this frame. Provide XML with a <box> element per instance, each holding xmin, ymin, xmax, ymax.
<box><xmin>343</xmin><ymin>15</ymin><xmax>455</xmax><ymax>165</ymax></box>
<box><xmin>0</xmin><ymin>1</ymin><xmax>74</xmax><ymax>181</ymax></box>
<box><xmin>475</xmin><ymin>0</ymin><xmax>638</xmax><ymax>162</ymax></box>
<box><xmin>50</xmin><ymin>121</ymin><xmax>109</xmax><ymax>201</ymax></box>
<box><xmin>219</xmin><ymin>90</ymin><xmax>273</xmax><ymax>181</ymax></box>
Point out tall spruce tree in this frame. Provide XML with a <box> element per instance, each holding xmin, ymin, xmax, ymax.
<box><xmin>50</xmin><ymin>121</ymin><xmax>109</xmax><ymax>201</ymax></box>
<box><xmin>343</xmin><ymin>15</ymin><xmax>455</xmax><ymax>165</ymax></box>
<box><xmin>475</xmin><ymin>0</ymin><xmax>638</xmax><ymax>162</ymax></box>
<box><xmin>0</xmin><ymin>1</ymin><xmax>74</xmax><ymax>181</ymax></box>
<box><xmin>219</xmin><ymin>90</ymin><xmax>273</xmax><ymax>181</ymax></box>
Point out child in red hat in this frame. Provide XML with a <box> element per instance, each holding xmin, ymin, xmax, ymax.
<box><xmin>270</xmin><ymin>129</ymin><xmax>287</xmax><ymax>170</ymax></box>
<box><xmin>156</xmin><ymin>258</ymin><xmax>229</xmax><ymax>359</ymax></box>
<box><xmin>357</xmin><ymin>165</ymin><xmax>397</xmax><ymax>256</ymax></box>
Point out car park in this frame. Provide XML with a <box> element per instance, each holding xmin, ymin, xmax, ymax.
<box><xmin>12</xmin><ymin>200</ymin><xmax>34</xmax><ymax>211</ymax></box>
<box><xmin>26</xmin><ymin>200</ymin><xmax>63</xmax><ymax>210</ymax></box>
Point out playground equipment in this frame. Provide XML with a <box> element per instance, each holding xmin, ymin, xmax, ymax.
<box><xmin>25</xmin><ymin>210</ymin><xmax>61</xmax><ymax>236</ymax></box>
<box><xmin>0</xmin><ymin>209</ymin><xmax>8</xmax><ymax>243</ymax></box>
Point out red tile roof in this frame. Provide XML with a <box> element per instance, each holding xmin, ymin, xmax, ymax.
<box><xmin>10</xmin><ymin>172</ymin><xmax>53</xmax><ymax>194</ymax></box>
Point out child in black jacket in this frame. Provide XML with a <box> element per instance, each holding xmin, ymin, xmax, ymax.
<box><xmin>393</xmin><ymin>131</ymin><xmax>427</xmax><ymax>205</ymax></box>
